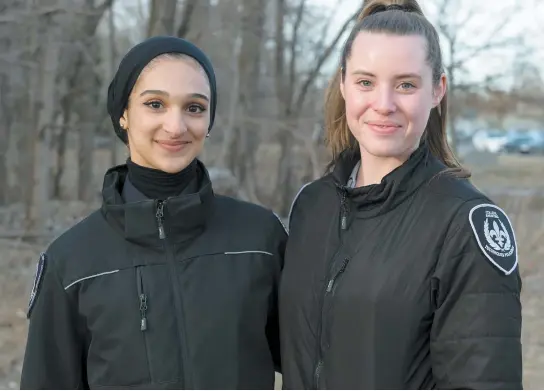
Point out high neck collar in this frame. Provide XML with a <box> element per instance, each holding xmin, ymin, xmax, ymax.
<box><xmin>100</xmin><ymin>159</ymin><xmax>215</xmax><ymax>247</ymax></box>
<box><xmin>126</xmin><ymin>158</ymin><xmax>198</xmax><ymax>201</ymax></box>
<box><xmin>331</xmin><ymin>143</ymin><xmax>445</xmax><ymax>218</ymax></box>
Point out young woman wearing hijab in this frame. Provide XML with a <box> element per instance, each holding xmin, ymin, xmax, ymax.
<box><xmin>279</xmin><ymin>0</ymin><xmax>522</xmax><ymax>389</ymax></box>
<box><xmin>20</xmin><ymin>36</ymin><xmax>286</xmax><ymax>389</ymax></box>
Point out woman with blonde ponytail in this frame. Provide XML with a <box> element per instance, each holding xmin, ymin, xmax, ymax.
<box><xmin>279</xmin><ymin>0</ymin><xmax>522</xmax><ymax>388</ymax></box>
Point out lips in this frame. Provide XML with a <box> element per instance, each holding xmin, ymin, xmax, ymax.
<box><xmin>155</xmin><ymin>140</ymin><xmax>191</xmax><ymax>152</ymax></box>
<box><xmin>365</xmin><ymin>121</ymin><xmax>402</xmax><ymax>135</ymax></box>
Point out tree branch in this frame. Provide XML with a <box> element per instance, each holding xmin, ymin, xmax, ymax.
<box><xmin>294</xmin><ymin>6</ymin><xmax>360</xmax><ymax>111</ymax></box>
<box><xmin>287</xmin><ymin>0</ymin><xmax>307</xmax><ymax>108</ymax></box>
<box><xmin>177</xmin><ymin>0</ymin><xmax>198</xmax><ymax>37</ymax></box>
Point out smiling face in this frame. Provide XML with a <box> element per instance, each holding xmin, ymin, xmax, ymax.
<box><xmin>340</xmin><ymin>32</ymin><xmax>446</xmax><ymax>160</ymax></box>
<box><xmin>119</xmin><ymin>55</ymin><xmax>211</xmax><ymax>173</ymax></box>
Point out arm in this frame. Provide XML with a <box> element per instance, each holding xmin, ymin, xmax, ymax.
<box><xmin>431</xmin><ymin>201</ymin><xmax>522</xmax><ymax>390</ymax></box>
<box><xmin>266</xmin><ymin>213</ymin><xmax>288</xmax><ymax>374</ymax></box>
<box><xmin>20</xmin><ymin>252</ymin><xmax>87</xmax><ymax>389</ymax></box>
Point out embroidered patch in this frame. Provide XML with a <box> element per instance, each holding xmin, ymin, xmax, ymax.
<box><xmin>469</xmin><ymin>203</ymin><xmax>517</xmax><ymax>275</ymax></box>
<box><xmin>27</xmin><ymin>252</ymin><xmax>47</xmax><ymax>319</ymax></box>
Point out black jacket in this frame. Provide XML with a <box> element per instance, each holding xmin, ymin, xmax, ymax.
<box><xmin>20</xmin><ymin>160</ymin><xmax>287</xmax><ymax>389</ymax></box>
<box><xmin>279</xmin><ymin>144</ymin><xmax>522</xmax><ymax>389</ymax></box>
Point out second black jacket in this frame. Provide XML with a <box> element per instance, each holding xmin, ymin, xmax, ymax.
<box><xmin>21</xmin><ymin>160</ymin><xmax>287</xmax><ymax>389</ymax></box>
<box><xmin>279</xmin><ymin>144</ymin><xmax>522</xmax><ymax>389</ymax></box>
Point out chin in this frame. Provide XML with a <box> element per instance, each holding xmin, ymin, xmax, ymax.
<box><xmin>360</xmin><ymin>139</ymin><xmax>411</xmax><ymax>159</ymax></box>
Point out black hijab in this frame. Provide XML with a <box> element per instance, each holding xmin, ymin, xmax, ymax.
<box><xmin>107</xmin><ymin>35</ymin><xmax>217</xmax><ymax>144</ymax></box>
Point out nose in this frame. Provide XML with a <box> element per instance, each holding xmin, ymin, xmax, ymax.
<box><xmin>371</xmin><ymin>86</ymin><xmax>396</xmax><ymax>115</ymax></box>
<box><xmin>164</xmin><ymin>110</ymin><xmax>187</xmax><ymax>136</ymax></box>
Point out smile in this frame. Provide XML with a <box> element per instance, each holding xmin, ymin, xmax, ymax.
<box><xmin>155</xmin><ymin>140</ymin><xmax>191</xmax><ymax>152</ymax></box>
<box><xmin>366</xmin><ymin>122</ymin><xmax>402</xmax><ymax>135</ymax></box>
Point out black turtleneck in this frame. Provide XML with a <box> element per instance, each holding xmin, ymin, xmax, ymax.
<box><xmin>126</xmin><ymin>158</ymin><xmax>198</xmax><ymax>200</ymax></box>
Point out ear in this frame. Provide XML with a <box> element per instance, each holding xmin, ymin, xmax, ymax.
<box><xmin>432</xmin><ymin>73</ymin><xmax>447</xmax><ymax>108</ymax></box>
<box><xmin>119</xmin><ymin>109</ymin><xmax>129</xmax><ymax>130</ymax></box>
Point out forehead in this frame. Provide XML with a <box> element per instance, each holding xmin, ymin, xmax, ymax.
<box><xmin>347</xmin><ymin>32</ymin><xmax>429</xmax><ymax>75</ymax></box>
<box><xmin>133</xmin><ymin>57</ymin><xmax>210</xmax><ymax>95</ymax></box>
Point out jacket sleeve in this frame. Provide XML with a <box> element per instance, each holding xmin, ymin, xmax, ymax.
<box><xmin>430</xmin><ymin>201</ymin><xmax>522</xmax><ymax>389</ymax></box>
<box><xmin>20</xmin><ymin>252</ymin><xmax>87</xmax><ymax>389</ymax></box>
<box><xmin>266</xmin><ymin>213</ymin><xmax>288</xmax><ymax>374</ymax></box>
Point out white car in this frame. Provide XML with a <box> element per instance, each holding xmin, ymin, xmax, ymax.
<box><xmin>472</xmin><ymin>130</ymin><xmax>509</xmax><ymax>153</ymax></box>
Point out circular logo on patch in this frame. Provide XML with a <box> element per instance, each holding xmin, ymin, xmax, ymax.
<box><xmin>483</xmin><ymin>215</ymin><xmax>514</xmax><ymax>256</ymax></box>
<box><xmin>469</xmin><ymin>203</ymin><xmax>518</xmax><ymax>275</ymax></box>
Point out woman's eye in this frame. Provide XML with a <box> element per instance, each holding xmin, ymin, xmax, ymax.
<box><xmin>400</xmin><ymin>82</ymin><xmax>415</xmax><ymax>90</ymax></box>
<box><xmin>144</xmin><ymin>101</ymin><xmax>163</xmax><ymax>110</ymax></box>
<box><xmin>359</xmin><ymin>80</ymin><xmax>372</xmax><ymax>87</ymax></box>
<box><xmin>187</xmin><ymin>104</ymin><xmax>205</xmax><ymax>114</ymax></box>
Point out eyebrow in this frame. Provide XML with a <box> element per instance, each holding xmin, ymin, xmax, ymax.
<box><xmin>139</xmin><ymin>90</ymin><xmax>210</xmax><ymax>101</ymax></box>
<box><xmin>351</xmin><ymin>70</ymin><xmax>422</xmax><ymax>80</ymax></box>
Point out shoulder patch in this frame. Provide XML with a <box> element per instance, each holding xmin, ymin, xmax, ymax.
<box><xmin>469</xmin><ymin>203</ymin><xmax>517</xmax><ymax>275</ymax></box>
<box><xmin>27</xmin><ymin>252</ymin><xmax>47</xmax><ymax>319</ymax></box>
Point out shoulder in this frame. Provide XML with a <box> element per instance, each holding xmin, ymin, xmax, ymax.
<box><xmin>47</xmin><ymin>209</ymin><xmax>105</xmax><ymax>261</ymax></box>
<box><xmin>44</xmin><ymin>209</ymin><xmax>110</xmax><ymax>285</ymax></box>
<box><xmin>432</xmin><ymin>191</ymin><xmax>518</xmax><ymax>279</ymax></box>
<box><xmin>424</xmin><ymin>171</ymin><xmax>490</xmax><ymax>206</ymax></box>
<box><xmin>213</xmin><ymin>194</ymin><xmax>287</xmax><ymax>235</ymax></box>
<box><xmin>287</xmin><ymin>177</ymin><xmax>335</xmax><ymax>230</ymax></box>
<box><xmin>423</xmin><ymin>174</ymin><xmax>518</xmax><ymax>276</ymax></box>
<box><xmin>26</xmin><ymin>209</ymin><xmax>104</xmax><ymax>317</ymax></box>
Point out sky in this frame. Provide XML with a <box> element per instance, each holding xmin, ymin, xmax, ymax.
<box><xmin>308</xmin><ymin>0</ymin><xmax>544</xmax><ymax>89</ymax></box>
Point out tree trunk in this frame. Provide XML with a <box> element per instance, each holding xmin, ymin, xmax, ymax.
<box><xmin>0</xmin><ymin>50</ymin><xmax>10</xmax><ymax>206</ymax></box>
<box><xmin>108</xmin><ymin>6</ymin><xmax>119</xmax><ymax>166</ymax></box>
<box><xmin>78</xmin><ymin>122</ymin><xmax>95</xmax><ymax>202</ymax></box>
<box><xmin>147</xmin><ymin>0</ymin><xmax>177</xmax><ymax>37</ymax></box>
<box><xmin>34</xmin><ymin>32</ymin><xmax>60</xmax><ymax>227</ymax></box>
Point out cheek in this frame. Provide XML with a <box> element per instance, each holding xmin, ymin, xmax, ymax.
<box><xmin>400</xmin><ymin>96</ymin><xmax>432</xmax><ymax>131</ymax></box>
<box><xmin>127</xmin><ymin>108</ymin><xmax>158</xmax><ymax>138</ymax></box>
<box><xmin>344</xmin><ymin>87</ymin><xmax>370</xmax><ymax>118</ymax></box>
<box><xmin>186</xmin><ymin>117</ymin><xmax>209</xmax><ymax>141</ymax></box>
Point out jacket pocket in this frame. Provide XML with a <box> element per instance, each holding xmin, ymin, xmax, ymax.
<box><xmin>136</xmin><ymin>266</ymin><xmax>153</xmax><ymax>382</ymax></box>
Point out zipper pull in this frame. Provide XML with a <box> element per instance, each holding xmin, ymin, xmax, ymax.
<box><xmin>340</xmin><ymin>188</ymin><xmax>348</xmax><ymax>230</ymax></box>
<box><xmin>314</xmin><ymin>360</ymin><xmax>324</xmax><ymax>388</ymax></box>
<box><xmin>326</xmin><ymin>258</ymin><xmax>350</xmax><ymax>293</ymax></box>
<box><xmin>156</xmin><ymin>201</ymin><xmax>165</xmax><ymax>239</ymax></box>
<box><xmin>139</xmin><ymin>293</ymin><xmax>148</xmax><ymax>331</ymax></box>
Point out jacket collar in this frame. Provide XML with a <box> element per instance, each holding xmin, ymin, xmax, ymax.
<box><xmin>100</xmin><ymin>159</ymin><xmax>215</xmax><ymax>247</ymax></box>
<box><xmin>330</xmin><ymin>142</ymin><xmax>445</xmax><ymax>219</ymax></box>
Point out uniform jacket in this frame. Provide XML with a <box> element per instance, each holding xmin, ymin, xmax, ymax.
<box><xmin>21</xmin><ymin>160</ymin><xmax>286</xmax><ymax>389</ymax></box>
<box><xmin>279</xmin><ymin>143</ymin><xmax>522</xmax><ymax>389</ymax></box>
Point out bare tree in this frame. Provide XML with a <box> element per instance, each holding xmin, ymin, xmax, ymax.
<box><xmin>147</xmin><ymin>0</ymin><xmax>177</xmax><ymax>37</ymax></box>
<box><xmin>273</xmin><ymin>0</ymin><xmax>360</xmax><ymax>215</ymax></box>
<box><xmin>432</xmin><ymin>0</ymin><xmax>527</xmax><ymax>154</ymax></box>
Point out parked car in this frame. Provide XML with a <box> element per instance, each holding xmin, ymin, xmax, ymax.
<box><xmin>502</xmin><ymin>130</ymin><xmax>544</xmax><ymax>155</ymax></box>
<box><xmin>472</xmin><ymin>129</ymin><xmax>509</xmax><ymax>153</ymax></box>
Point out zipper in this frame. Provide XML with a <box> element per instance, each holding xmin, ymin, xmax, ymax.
<box><xmin>339</xmin><ymin>186</ymin><xmax>348</xmax><ymax>230</ymax></box>
<box><xmin>313</xmin><ymin>186</ymin><xmax>350</xmax><ymax>387</ymax></box>
<box><xmin>326</xmin><ymin>258</ymin><xmax>350</xmax><ymax>293</ymax></box>
<box><xmin>157</xmin><ymin>200</ymin><xmax>190</xmax><ymax>387</ymax></box>
<box><xmin>156</xmin><ymin>201</ymin><xmax>165</xmax><ymax>239</ymax></box>
<box><xmin>314</xmin><ymin>359</ymin><xmax>324</xmax><ymax>388</ymax></box>
<box><xmin>136</xmin><ymin>266</ymin><xmax>152</xmax><ymax>381</ymax></box>
<box><xmin>314</xmin><ymin>257</ymin><xmax>350</xmax><ymax>388</ymax></box>
<box><xmin>137</xmin><ymin>267</ymin><xmax>148</xmax><ymax>331</ymax></box>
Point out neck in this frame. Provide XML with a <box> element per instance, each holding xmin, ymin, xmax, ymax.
<box><xmin>356</xmin><ymin>146</ymin><xmax>413</xmax><ymax>187</ymax></box>
<box><xmin>126</xmin><ymin>158</ymin><xmax>197</xmax><ymax>200</ymax></box>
